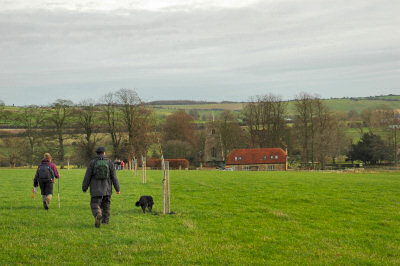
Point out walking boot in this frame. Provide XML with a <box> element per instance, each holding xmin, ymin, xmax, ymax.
<box><xmin>42</xmin><ymin>195</ymin><xmax>48</xmax><ymax>210</ymax></box>
<box><xmin>45</xmin><ymin>196</ymin><xmax>51</xmax><ymax>210</ymax></box>
<box><xmin>95</xmin><ymin>213</ymin><xmax>102</xmax><ymax>228</ymax></box>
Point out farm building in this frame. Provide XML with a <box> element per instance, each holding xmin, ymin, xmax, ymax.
<box><xmin>226</xmin><ymin>148</ymin><xmax>288</xmax><ymax>171</ymax></box>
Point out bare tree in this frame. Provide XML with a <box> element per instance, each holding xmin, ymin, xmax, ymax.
<box><xmin>243</xmin><ymin>94</ymin><xmax>287</xmax><ymax>148</ymax></box>
<box><xmin>115</xmin><ymin>89</ymin><xmax>154</xmax><ymax>160</ymax></box>
<box><xmin>18</xmin><ymin>105</ymin><xmax>45</xmax><ymax>167</ymax></box>
<box><xmin>162</xmin><ymin>110</ymin><xmax>200</xmax><ymax>162</ymax></box>
<box><xmin>48</xmin><ymin>99</ymin><xmax>74</xmax><ymax>163</ymax></box>
<box><xmin>100</xmin><ymin>92</ymin><xmax>124</xmax><ymax>159</ymax></box>
<box><xmin>163</xmin><ymin>110</ymin><xmax>197</xmax><ymax>145</ymax></box>
<box><xmin>360</xmin><ymin>108</ymin><xmax>375</xmax><ymax>133</ymax></box>
<box><xmin>293</xmin><ymin>93</ymin><xmax>318</xmax><ymax>168</ymax></box>
<box><xmin>313</xmin><ymin>103</ymin><xmax>347</xmax><ymax>169</ymax></box>
<box><xmin>216</xmin><ymin>110</ymin><xmax>248</xmax><ymax>159</ymax></box>
<box><xmin>189</xmin><ymin>109</ymin><xmax>200</xmax><ymax>120</ymax></box>
<box><xmin>329</xmin><ymin>119</ymin><xmax>349</xmax><ymax>165</ymax></box>
<box><xmin>293</xmin><ymin>93</ymin><xmax>347</xmax><ymax>169</ymax></box>
<box><xmin>371</xmin><ymin>108</ymin><xmax>400</xmax><ymax>164</ymax></box>
<box><xmin>2</xmin><ymin>137</ymin><xmax>25</xmax><ymax>167</ymax></box>
<box><xmin>74</xmin><ymin>99</ymin><xmax>99</xmax><ymax>164</ymax></box>
<box><xmin>164</xmin><ymin>140</ymin><xmax>193</xmax><ymax>159</ymax></box>
<box><xmin>131</xmin><ymin>106</ymin><xmax>155</xmax><ymax>159</ymax></box>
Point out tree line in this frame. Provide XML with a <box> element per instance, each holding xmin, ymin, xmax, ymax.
<box><xmin>0</xmin><ymin>90</ymin><xmax>398</xmax><ymax>169</ymax></box>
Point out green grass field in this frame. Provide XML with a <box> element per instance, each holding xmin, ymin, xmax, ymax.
<box><xmin>1</xmin><ymin>169</ymin><xmax>400</xmax><ymax>264</ymax></box>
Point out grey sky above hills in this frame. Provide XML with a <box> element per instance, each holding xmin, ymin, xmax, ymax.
<box><xmin>0</xmin><ymin>0</ymin><xmax>399</xmax><ymax>106</ymax></box>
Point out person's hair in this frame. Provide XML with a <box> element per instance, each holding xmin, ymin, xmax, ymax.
<box><xmin>43</xmin><ymin>153</ymin><xmax>52</xmax><ymax>161</ymax></box>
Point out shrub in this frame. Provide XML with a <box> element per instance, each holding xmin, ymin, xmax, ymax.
<box><xmin>147</xmin><ymin>158</ymin><xmax>189</xmax><ymax>169</ymax></box>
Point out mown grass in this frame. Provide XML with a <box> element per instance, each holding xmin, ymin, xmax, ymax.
<box><xmin>1</xmin><ymin>169</ymin><xmax>400</xmax><ymax>264</ymax></box>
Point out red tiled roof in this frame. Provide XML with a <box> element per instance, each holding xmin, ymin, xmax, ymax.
<box><xmin>226</xmin><ymin>148</ymin><xmax>287</xmax><ymax>165</ymax></box>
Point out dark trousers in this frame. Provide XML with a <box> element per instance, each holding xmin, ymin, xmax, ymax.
<box><xmin>39</xmin><ymin>181</ymin><xmax>53</xmax><ymax>195</ymax></box>
<box><xmin>90</xmin><ymin>196</ymin><xmax>111</xmax><ymax>223</ymax></box>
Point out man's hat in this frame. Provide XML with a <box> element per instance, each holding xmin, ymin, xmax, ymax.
<box><xmin>96</xmin><ymin>146</ymin><xmax>106</xmax><ymax>154</ymax></box>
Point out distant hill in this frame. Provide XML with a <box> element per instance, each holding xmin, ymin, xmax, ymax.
<box><xmin>148</xmin><ymin>94</ymin><xmax>400</xmax><ymax>117</ymax></box>
<box><xmin>146</xmin><ymin>100</ymin><xmax>240</xmax><ymax>105</ymax></box>
<box><xmin>147</xmin><ymin>95</ymin><xmax>400</xmax><ymax>106</ymax></box>
<box><xmin>328</xmin><ymin>94</ymin><xmax>400</xmax><ymax>101</ymax></box>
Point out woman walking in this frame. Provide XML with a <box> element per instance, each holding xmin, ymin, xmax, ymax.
<box><xmin>33</xmin><ymin>153</ymin><xmax>60</xmax><ymax>210</ymax></box>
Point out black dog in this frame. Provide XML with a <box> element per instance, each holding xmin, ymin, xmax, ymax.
<box><xmin>135</xmin><ymin>196</ymin><xmax>154</xmax><ymax>213</ymax></box>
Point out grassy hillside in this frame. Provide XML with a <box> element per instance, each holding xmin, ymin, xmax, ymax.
<box><xmin>3</xmin><ymin>95</ymin><xmax>400</xmax><ymax>123</ymax></box>
<box><xmin>1</xmin><ymin>169</ymin><xmax>399</xmax><ymax>264</ymax></box>
<box><xmin>321</xmin><ymin>98</ymin><xmax>400</xmax><ymax>113</ymax></box>
<box><xmin>150</xmin><ymin>95</ymin><xmax>400</xmax><ymax>118</ymax></box>
<box><xmin>152</xmin><ymin>102</ymin><xmax>244</xmax><ymax>111</ymax></box>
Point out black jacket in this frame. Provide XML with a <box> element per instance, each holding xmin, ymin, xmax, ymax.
<box><xmin>82</xmin><ymin>155</ymin><xmax>120</xmax><ymax>197</ymax></box>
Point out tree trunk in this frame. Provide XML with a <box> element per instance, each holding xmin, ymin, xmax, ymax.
<box><xmin>58</xmin><ymin>133</ymin><xmax>64</xmax><ymax>162</ymax></box>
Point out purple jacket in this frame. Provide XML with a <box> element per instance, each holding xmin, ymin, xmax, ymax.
<box><xmin>33</xmin><ymin>159</ymin><xmax>60</xmax><ymax>187</ymax></box>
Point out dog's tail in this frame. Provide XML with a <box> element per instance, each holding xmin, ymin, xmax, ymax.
<box><xmin>135</xmin><ymin>201</ymin><xmax>140</xmax><ymax>207</ymax></box>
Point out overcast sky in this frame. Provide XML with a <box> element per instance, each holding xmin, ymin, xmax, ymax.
<box><xmin>0</xmin><ymin>0</ymin><xmax>399</xmax><ymax>105</ymax></box>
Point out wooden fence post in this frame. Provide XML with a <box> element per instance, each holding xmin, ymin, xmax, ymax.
<box><xmin>142</xmin><ymin>156</ymin><xmax>147</xmax><ymax>184</ymax></box>
<box><xmin>145</xmin><ymin>157</ymin><xmax>147</xmax><ymax>182</ymax></box>
<box><xmin>162</xmin><ymin>158</ymin><xmax>170</xmax><ymax>215</ymax></box>
<box><xmin>162</xmin><ymin>157</ymin><xmax>166</xmax><ymax>215</ymax></box>
<box><xmin>167</xmin><ymin>161</ymin><xmax>170</xmax><ymax>214</ymax></box>
<box><xmin>134</xmin><ymin>158</ymin><xmax>138</xmax><ymax>176</ymax></box>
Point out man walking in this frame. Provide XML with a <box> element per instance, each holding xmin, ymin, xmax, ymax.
<box><xmin>82</xmin><ymin>146</ymin><xmax>120</xmax><ymax>228</ymax></box>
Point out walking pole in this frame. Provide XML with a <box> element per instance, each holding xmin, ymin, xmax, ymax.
<box><xmin>58</xmin><ymin>177</ymin><xmax>61</xmax><ymax>208</ymax></box>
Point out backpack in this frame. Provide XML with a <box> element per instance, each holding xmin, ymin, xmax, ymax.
<box><xmin>93</xmin><ymin>159</ymin><xmax>110</xmax><ymax>180</ymax></box>
<box><xmin>37</xmin><ymin>164</ymin><xmax>54</xmax><ymax>182</ymax></box>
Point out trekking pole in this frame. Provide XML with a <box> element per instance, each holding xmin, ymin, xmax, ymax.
<box><xmin>58</xmin><ymin>177</ymin><xmax>61</xmax><ymax>208</ymax></box>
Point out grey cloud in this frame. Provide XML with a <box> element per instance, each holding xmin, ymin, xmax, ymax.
<box><xmin>0</xmin><ymin>0</ymin><xmax>399</xmax><ymax>105</ymax></box>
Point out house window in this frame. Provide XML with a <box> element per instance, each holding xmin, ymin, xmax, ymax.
<box><xmin>264</xmin><ymin>155</ymin><xmax>267</xmax><ymax>160</ymax></box>
<box><xmin>211</xmin><ymin>129</ymin><xmax>216</xmax><ymax>135</ymax></box>
<box><xmin>235</xmin><ymin>156</ymin><xmax>237</xmax><ymax>161</ymax></box>
<box><xmin>270</xmin><ymin>155</ymin><xmax>273</xmax><ymax>159</ymax></box>
<box><xmin>239</xmin><ymin>156</ymin><xmax>242</xmax><ymax>160</ymax></box>
<box><xmin>268</xmin><ymin>165</ymin><xmax>275</xmax><ymax>171</ymax></box>
<box><xmin>211</xmin><ymin>147</ymin><xmax>217</xmax><ymax>158</ymax></box>
<box><xmin>275</xmin><ymin>155</ymin><xmax>278</xmax><ymax>159</ymax></box>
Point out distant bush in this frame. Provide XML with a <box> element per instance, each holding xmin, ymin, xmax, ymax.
<box><xmin>147</xmin><ymin>158</ymin><xmax>189</xmax><ymax>169</ymax></box>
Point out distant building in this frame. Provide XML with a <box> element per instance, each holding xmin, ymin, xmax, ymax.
<box><xmin>203</xmin><ymin>122</ymin><xmax>224</xmax><ymax>167</ymax></box>
<box><xmin>226</xmin><ymin>148</ymin><xmax>287</xmax><ymax>171</ymax></box>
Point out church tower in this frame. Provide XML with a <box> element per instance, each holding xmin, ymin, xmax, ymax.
<box><xmin>204</xmin><ymin>121</ymin><xmax>224</xmax><ymax>167</ymax></box>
